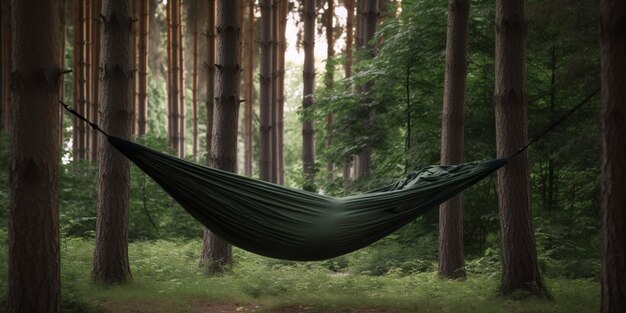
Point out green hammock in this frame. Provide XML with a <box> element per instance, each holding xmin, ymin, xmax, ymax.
<box><xmin>107</xmin><ymin>136</ymin><xmax>506</xmax><ymax>261</ymax></box>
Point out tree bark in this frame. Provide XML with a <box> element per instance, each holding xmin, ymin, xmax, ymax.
<box><xmin>354</xmin><ymin>0</ymin><xmax>377</xmax><ymax>178</ymax></box>
<box><xmin>200</xmin><ymin>0</ymin><xmax>216</xmax><ymax>271</ymax></box>
<box><xmin>244</xmin><ymin>0</ymin><xmax>254</xmax><ymax>177</ymax></box>
<box><xmin>191</xmin><ymin>1</ymin><xmax>199</xmax><ymax>158</ymax></box>
<box><xmin>177</xmin><ymin>2</ymin><xmax>185</xmax><ymax>158</ymax></box>
<box><xmin>73</xmin><ymin>0</ymin><xmax>87</xmax><ymax>161</ymax></box>
<box><xmin>1</xmin><ymin>0</ymin><xmax>12</xmax><ymax>133</ymax></box>
<box><xmin>270</xmin><ymin>0</ymin><xmax>278</xmax><ymax>183</ymax></box>
<box><xmin>342</xmin><ymin>0</ymin><xmax>354</xmax><ymax>182</ymax></box>
<box><xmin>302</xmin><ymin>0</ymin><xmax>316</xmax><ymax>191</ymax></box>
<box><xmin>167</xmin><ymin>0</ymin><xmax>181</xmax><ymax>154</ymax></box>
<box><xmin>90</xmin><ymin>0</ymin><xmax>102</xmax><ymax>162</ymax></box>
<box><xmin>259</xmin><ymin>0</ymin><xmax>273</xmax><ymax>182</ymax></box>
<box><xmin>276</xmin><ymin>0</ymin><xmax>288</xmax><ymax>185</ymax></box>
<box><xmin>600</xmin><ymin>1</ymin><xmax>626</xmax><ymax>311</ymax></box>
<box><xmin>201</xmin><ymin>0</ymin><xmax>240</xmax><ymax>273</ymax></box>
<box><xmin>92</xmin><ymin>0</ymin><xmax>133</xmax><ymax>285</ymax></box>
<box><xmin>494</xmin><ymin>0</ymin><xmax>546</xmax><ymax>296</ymax></box>
<box><xmin>137</xmin><ymin>0</ymin><xmax>149</xmax><ymax>135</ymax></box>
<box><xmin>438</xmin><ymin>0</ymin><xmax>469</xmax><ymax>280</ymax></box>
<box><xmin>325</xmin><ymin>0</ymin><xmax>335</xmax><ymax>179</ymax></box>
<box><xmin>8</xmin><ymin>1</ymin><xmax>62</xmax><ymax>311</ymax></box>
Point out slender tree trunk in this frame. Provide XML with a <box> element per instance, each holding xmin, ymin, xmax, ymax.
<box><xmin>270</xmin><ymin>0</ymin><xmax>279</xmax><ymax>183</ymax></box>
<box><xmin>202</xmin><ymin>0</ymin><xmax>240</xmax><ymax>273</ymax></box>
<box><xmin>73</xmin><ymin>0</ymin><xmax>86</xmax><ymax>161</ymax></box>
<box><xmin>167</xmin><ymin>0</ymin><xmax>180</xmax><ymax>154</ymax></box>
<box><xmin>342</xmin><ymin>0</ymin><xmax>354</xmax><ymax>182</ymax></box>
<box><xmin>494</xmin><ymin>0</ymin><xmax>546</xmax><ymax>296</ymax></box>
<box><xmin>276</xmin><ymin>0</ymin><xmax>288</xmax><ymax>185</ymax></box>
<box><xmin>192</xmin><ymin>4</ymin><xmax>199</xmax><ymax>158</ymax></box>
<box><xmin>130</xmin><ymin>0</ymin><xmax>138</xmax><ymax>136</ymax></box>
<box><xmin>92</xmin><ymin>0</ymin><xmax>133</xmax><ymax>285</ymax></box>
<box><xmin>148</xmin><ymin>0</ymin><xmax>160</xmax><ymax>78</ymax></box>
<box><xmin>244</xmin><ymin>0</ymin><xmax>254</xmax><ymax>177</ymax></box>
<box><xmin>8</xmin><ymin>1</ymin><xmax>62</xmax><ymax>311</ymax></box>
<box><xmin>177</xmin><ymin>2</ymin><xmax>185</xmax><ymax>158</ymax></box>
<box><xmin>137</xmin><ymin>0</ymin><xmax>149</xmax><ymax>135</ymax></box>
<box><xmin>302</xmin><ymin>0</ymin><xmax>316</xmax><ymax>191</ymax></box>
<box><xmin>325</xmin><ymin>0</ymin><xmax>335</xmax><ymax>179</ymax></box>
<box><xmin>90</xmin><ymin>0</ymin><xmax>102</xmax><ymax>162</ymax></box>
<box><xmin>259</xmin><ymin>0</ymin><xmax>273</xmax><ymax>182</ymax></box>
<box><xmin>1</xmin><ymin>0</ymin><xmax>11</xmax><ymax>134</ymax></box>
<box><xmin>600</xmin><ymin>1</ymin><xmax>626</xmax><ymax>311</ymax></box>
<box><xmin>85</xmin><ymin>0</ymin><xmax>93</xmax><ymax>158</ymax></box>
<box><xmin>205</xmin><ymin>0</ymin><xmax>215</xmax><ymax>161</ymax></box>
<box><xmin>438</xmin><ymin>0</ymin><xmax>469</xmax><ymax>280</ymax></box>
<box><xmin>355</xmin><ymin>0</ymin><xmax>377</xmax><ymax>178</ymax></box>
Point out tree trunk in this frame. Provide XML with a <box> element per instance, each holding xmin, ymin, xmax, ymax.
<box><xmin>137</xmin><ymin>0</ymin><xmax>149</xmax><ymax>135</ymax></box>
<box><xmin>73</xmin><ymin>0</ymin><xmax>86</xmax><ymax>161</ymax></box>
<box><xmin>191</xmin><ymin>2</ymin><xmax>199</xmax><ymax>158</ymax></box>
<box><xmin>494</xmin><ymin>0</ymin><xmax>546</xmax><ymax>296</ymax></box>
<box><xmin>90</xmin><ymin>0</ymin><xmax>102</xmax><ymax>162</ymax></box>
<box><xmin>205</xmin><ymin>0</ymin><xmax>215</xmax><ymax>162</ymax></box>
<box><xmin>201</xmin><ymin>0</ymin><xmax>240</xmax><ymax>273</ymax></box>
<box><xmin>85</xmin><ymin>0</ymin><xmax>93</xmax><ymax>158</ymax></box>
<box><xmin>243</xmin><ymin>0</ymin><xmax>254</xmax><ymax>177</ymax></box>
<box><xmin>342</xmin><ymin>0</ymin><xmax>354</xmax><ymax>182</ymax></box>
<box><xmin>438</xmin><ymin>0</ymin><xmax>469</xmax><ymax>280</ymax></box>
<box><xmin>259</xmin><ymin>0</ymin><xmax>273</xmax><ymax>182</ymax></box>
<box><xmin>92</xmin><ymin>0</ymin><xmax>133</xmax><ymax>285</ymax></box>
<box><xmin>270</xmin><ymin>0</ymin><xmax>278</xmax><ymax>183</ymax></box>
<box><xmin>1</xmin><ymin>0</ymin><xmax>12</xmax><ymax>133</ymax></box>
<box><xmin>600</xmin><ymin>1</ymin><xmax>626</xmax><ymax>311</ymax></box>
<box><xmin>325</xmin><ymin>0</ymin><xmax>335</xmax><ymax>179</ymax></box>
<box><xmin>355</xmin><ymin>0</ymin><xmax>377</xmax><ymax>178</ymax></box>
<box><xmin>276</xmin><ymin>0</ymin><xmax>288</xmax><ymax>185</ymax></box>
<box><xmin>130</xmin><ymin>0</ymin><xmax>138</xmax><ymax>136</ymax></box>
<box><xmin>167</xmin><ymin>0</ymin><xmax>180</xmax><ymax>154</ymax></box>
<box><xmin>8</xmin><ymin>1</ymin><xmax>62</xmax><ymax>311</ymax></box>
<box><xmin>148</xmin><ymin>0</ymin><xmax>160</xmax><ymax>78</ymax></box>
<box><xmin>177</xmin><ymin>2</ymin><xmax>185</xmax><ymax>158</ymax></box>
<box><xmin>302</xmin><ymin>0</ymin><xmax>316</xmax><ymax>191</ymax></box>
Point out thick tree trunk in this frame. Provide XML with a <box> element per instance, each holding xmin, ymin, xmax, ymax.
<box><xmin>92</xmin><ymin>0</ymin><xmax>133</xmax><ymax>285</ymax></box>
<box><xmin>8</xmin><ymin>1</ymin><xmax>62</xmax><ymax>311</ymax></box>
<box><xmin>600</xmin><ymin>1</ymin><xmax>626</xmax><ymax>311</ymax></box>
<box><xmin>494</xmin><ymin>0</ymin><xmax>546</xmax><ymax>296</ymax></box>
<box><xmin>200</xmin><ymin>0</ymin><xmax>225</xmax><ymax>273</ymax></box>
<box><xmin>438</xmin><ymin>0</ymin><xmax>469</xmax><ymax>280</ymax></box>
<box><xmin>1</xmin><ymin>0</ymin><xmax>12</xmax><ymax>133</ymax></box>
<box><xmin>85</xmin><ymin>0</ymin><xmax>93</xmax><ymax>157</ymax></box>
<box><xmin>130</xmin><ymin>0</ymin><xmax>138</xmax><ymax>136</ymax></box>
<box><xmin>201</xmin><ymin>0</ymin><xmax>240</xmax><ymax>273</ymax></box>
<box><xmin>243</xmin><ymin>0</ymin><xmax>254</xmax><ymax>177</ymax></box>
<box><xmin>302</xmin><ymin>0</ymin><xmax>316</xmax><ymax>191</ymax></box>
<box><xmin>177</xmin><ymin>4</ymin><xmax>185</xmax><ymax>158</ymax></box>
<box><xmin>259</xmin><ymin>0</ymin><xmax>273</xmax><ymax>182</ymax></box>
<box><xmin>137</xmin><ymin>0</ymin><xmax>149</xmax><ymax>135</ymax></box>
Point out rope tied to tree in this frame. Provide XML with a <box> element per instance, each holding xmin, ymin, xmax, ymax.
<box><xmin>59</xmin><ymin>100</ymin><xmax>109</xmax><ymax>138</ymax></box>
<box><xmin>507</xmin><ymin>87</ymin><xmax>600</xmax><ymax>161</ymax></box>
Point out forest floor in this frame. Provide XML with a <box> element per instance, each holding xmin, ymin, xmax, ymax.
<box><xmin>0</xmin><ymin>235</ymin><xmax>601</xmax><ymax>313</ymax></box>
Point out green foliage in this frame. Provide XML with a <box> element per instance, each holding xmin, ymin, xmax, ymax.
<box><xmin>0</xmin><ymin>234</ymin><xmax>601</xmax><ymax>312</ymax></box>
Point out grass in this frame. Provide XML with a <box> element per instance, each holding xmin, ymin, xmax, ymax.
<box><xmin>0</xmin><ymin>231</ymin><xmax>600</xmax><ymax>312</ymax></box>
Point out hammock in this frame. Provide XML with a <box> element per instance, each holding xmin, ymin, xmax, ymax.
<box><xmin>107</xmin><ymin>135</ymin><xmax>506</xmax><ymax>261</ymax></box>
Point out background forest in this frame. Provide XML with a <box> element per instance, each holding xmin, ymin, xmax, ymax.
<box><xmin>0</xmin><ymin>0</ymin><xmax>610</xmax><ymax>312</ymax></box>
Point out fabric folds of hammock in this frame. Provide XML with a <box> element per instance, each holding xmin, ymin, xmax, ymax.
<box><xmin>107</xmin><ymin>136</ymin><xmax>506</xmax><ymax>261</ymax></box>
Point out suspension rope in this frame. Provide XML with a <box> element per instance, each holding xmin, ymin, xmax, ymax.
<box><xmin>507</xmin><ymin>87</ymin><xmax>600</xmax><ymax>161</ymax></box>
<box><xmin>59</xmin><ymin>100</ymin><xmax>109</xmax><ymax>138</ymax></box>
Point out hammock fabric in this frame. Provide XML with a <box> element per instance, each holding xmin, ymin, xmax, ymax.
<box><xmin>108</xmin><ymin>136</ymin><xmax>506</xmax><ymax>261</ymax></box>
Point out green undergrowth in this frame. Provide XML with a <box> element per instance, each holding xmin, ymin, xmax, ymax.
<box><xmin>0</xmin><ymin>231</ymin><xmax>600</xmax><ymax>313</ymax></box>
